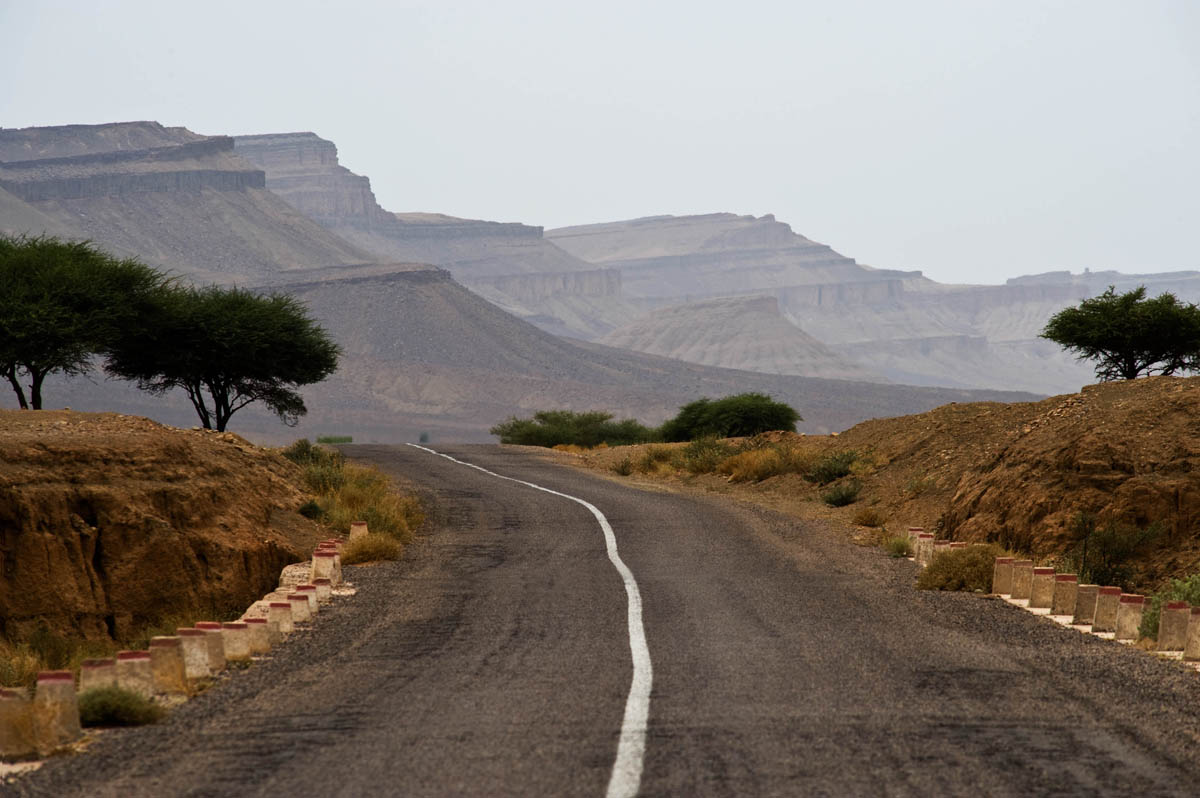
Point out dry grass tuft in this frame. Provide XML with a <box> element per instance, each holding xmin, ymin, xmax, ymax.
<box><xmin>341</xmin><ymin>534</ymin><xmax>404</xmax><ymax>565</ymax></box>
<box><xmin>916</xmin><ymin>544</ymin><xmax>1008</xmax><ymax>591</ymax></box>
<box><xmin>852</xmin><ymin>506</ymin><xmax>887</xmax><ymax>527</ymax></box>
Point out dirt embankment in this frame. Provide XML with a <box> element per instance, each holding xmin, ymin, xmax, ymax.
<box><xmin>573</xmin><ymin>376</ymin><xmax>1200</xmax><ymax>588</ymax></box>
<box><xmin>0</xmin><ymin>410</ymin><xmax>323</xmax><ymax>642</ymax></box>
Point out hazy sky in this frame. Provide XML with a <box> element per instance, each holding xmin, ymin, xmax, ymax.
<box><xmin>2</xmin><ymin>0</ymin><xmax>1196</xmax><ymax>284</ymax></box>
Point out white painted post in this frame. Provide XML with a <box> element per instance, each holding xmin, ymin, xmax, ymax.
<box><xmin>175</xmin><ymin>628</ymin><xmax>212</xmax><ymax>681</ymax></box>
<box><xmin>1157</xmin><ymin>601</ymin><xmax>1191</xmax><ymax>651</ymax></box>
<box><xmin>78</xmin><ymin>658</ymin><xmax>117</xmax><ymax>692</ymax></box>
<box><xmin>33</xmin><ymin>671</ymin><xmax>81</xmax><ymax>756</ymax></box>
<box><xmin>115</xmin><ymin>651</ymin><xmax>154</xmax><ymax>697</ymax></box>
<box><xmin>991</xmin><ymin>557</ymin><xmax>1014</xmax><ymax>595</ymax></box>
<box><xmin>1115</xmin><ymin>594</ymin><xmax>1146</xmax><ymax>641</ymax></box>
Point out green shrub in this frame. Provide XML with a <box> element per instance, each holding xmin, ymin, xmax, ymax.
<box><xmin>807</xmin><ymin>450</ymin><xmax>858</xmax><ymax>485</ymax></box>
<box><xmin>660</xmin><ymin>393</ymin><xmax>801</xmax><ymax>441</ymax></box>
<box><xmin>1138</xmin><ymin>572</ymin><xmax>1200</xmax><ymax>639</ymax></box>
<box><xmin>884</xmin><ymin>535</ymin><xmax>914</xmax><ymax>558</ymax></box>
<box><xmin>822</xmin><ymin>480</ymin><xmax>861</xmax><ymax>507</ymax></box>
<box><xmin>917</xmin><ymin>544</ymin><xmax>1006</xmax><ymax>591</ymax></box>
<box><xmin>298</xmin><ymin>499</ymin><xmax>322</xmax><ymax>519</ymax></box>
<box><xmin>1057</xmin><ymin>513</ymin><xmax>1162</xmax><ymax>588</ymax></box>
<box><xmin>611</xmin><ymin>456</ymin><xmax>633</xmax><ymax>476</ymax></box>
<box><xmin>341</xmin><ymin>533</ymin><xmax>404</xmax><ymax>564</ymax></box>
<box><xmin>490</xmin><ymin>410</ymin><xmax>657</xmax><ymax>448</ymax></box>
<box><xmin>78</xmin><ymin>686</ymin><xmax>165</xmax><ymax>727</ymax></box>
<box><xmin>905</xmin><ymin>475</ymin><xmax>936</xmax><ymax>496</ymax></box>
<box><xmin>680</xmin><ymin>436</ymin><xmax>735</xmax><ymax>474</ymax></box>
<box><xmin>316</xmin><ymin>435</ymin><xmax>353</xmax><ymax>444</ymax></box>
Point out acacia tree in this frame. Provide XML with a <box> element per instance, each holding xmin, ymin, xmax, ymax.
<box><xmin>0</xmin><ymin>235</ymin><xmax>169</xmax><ymax>409</ymax></box>
<box><xmin>1041</xmin><ymin>286</ymin><xmax>1200</xmax><ymax>381</ymax></box>
<box><xmin>106</xmin><ymin>285</ymin><xmax>340</xmax><ymax>431</ymax></box>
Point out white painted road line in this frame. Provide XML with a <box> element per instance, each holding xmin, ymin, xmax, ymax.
<box><xmin>405</xmin><ymin>444</ymin><xmax>652</xmax><ymax>798</ymax></box>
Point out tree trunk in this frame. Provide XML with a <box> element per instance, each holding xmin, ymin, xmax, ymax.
<box><xmin>3</xmin><ymin>365</ymin><xmax>29</xmax><ymax>409</ymax></box>
<box><xmin>29</xmin><ymin>369</ymin><xmax>45</xmax><ymax>410</ymax></box>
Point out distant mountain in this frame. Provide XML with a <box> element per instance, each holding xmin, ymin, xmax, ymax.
<box><xmin>600</xmin><ymin>294</ymin><xmax>885</xmax><ymax>382</ymax></box>
<box><xmin>1</xmin><ymin>121</ymin><xmax>1032</xmax><ymax>440</ymax></box>
<box><xmin>232</xmin><ymin>132</ymin><xmax>645</xmax><ymax>338</ymax></box>
<box><xmin>546</xmin><ymin>214</ymin><xmax>1200</xmax><ymax>395</ymax></box>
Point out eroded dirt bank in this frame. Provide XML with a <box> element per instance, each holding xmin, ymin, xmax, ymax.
<box><xmin>0</xmin><ymin>410</ymin><xmax>322</xmax><ymax>641</ymax></box>
<box><xmin>572</xmin><ymin>376</ymin><xmax>1200</xmax><ymax>588</ymax></box>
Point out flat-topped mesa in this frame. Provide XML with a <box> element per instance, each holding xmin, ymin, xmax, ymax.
<box><xmin>233</xmin><ymin>132</ymin><xmax>565</xmax><ymax>280</ymax></box>
<box><xmin>233</xmin><ymin>133</ymin><xmax>393</xmax><ymax>229</ymax></box>
<box><xmin>0</xmin><ymin>120</ymin><xmax>205</xmax><ymax>162</ymax></box>
<box><xmin>0</xmin><ymin>137</ymin><xmax>265</xmax><ymax>202</ymax></box>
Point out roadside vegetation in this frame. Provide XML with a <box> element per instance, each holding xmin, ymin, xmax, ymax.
<box><xmin>1138</xmin><ymin>572</ymin><xmax>1200</xmax><ymax>640</ymax></box>
<box><xmin>78</xmin><ymin>686</ymin><xmax>165</xmax><ymax>727</ymax></box>
<box><xmin>491</xmin><ymin>393</ymin><xmax>802</xmax><ymax>448</ymax></box>
<box><xmin>282</xmin><ymin>438</ymin><xmax>424</xmax><ymax>564</ymax></box>
<box><xmin>917</xmin><ymin>544</ymin><xmax>1009</xmax><ymax>592</ymax></box>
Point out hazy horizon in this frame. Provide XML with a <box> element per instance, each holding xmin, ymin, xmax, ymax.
<box><xmin>3</xmin><ymin>0</ymin><xmax>1196</xmax><ymax>285</ymax></box>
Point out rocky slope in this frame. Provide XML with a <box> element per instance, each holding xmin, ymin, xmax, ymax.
<box><xmin>600</xmin><ymin>294</ymin><xmax>884</xmax><ymax>382</ymax></box>
<box><xmin>577</xmin><ymin>376</ymin><xmax>1200</xmax><ymax>590</ymax></box>
<box><xmin>0</xmin><ymin>121</ymin><xmax>1035</xmax><ymax>441</ymax></box>
<box><xmin>0</xmin><ymin>122</ymin><xmax>377</xmax><ymax>285</ymax></box>
<box><xmin>0</xmin><ymin>410</ymin><xmax>322</xmax><ymax>642</ymax></box>
<box><xmin>545</xmin><ymin>214</ymin><xmax>1200</xmax><ymax>395</ymax></box>
<box><xmin>232</xmin><ymin>132</ymin><xmax>644</xmax><ymax>337</ymax></box>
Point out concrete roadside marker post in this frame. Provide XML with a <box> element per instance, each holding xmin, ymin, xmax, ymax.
<box><xmin>115</xmin><ymin>651</ymin><xmax>154</xmax><ymax>697</ymax></box>
<box><xmin>349</xmin><ymin>521</ymin><xmax>368</xmax><ymax>540</ymax></box>
<box><xmin>1073</xmin><ymin>585</ymin><xmax>1100</xmax><ymax>626</ymax></box>
<box><xmin>916</xmin><ymin>533</ymin><xmax>934</xmax><ymax>567</ymax></box>
<box><xmin>1050</xmin><ymin>574</ymin><xmax>1078</xmax><ymax>619</ymax></box>
<box><xmin>1115</xmin><ymin>594</ymin><xmax>1146</xmax><ymax>641</ymax></box>
<box><xmin>175</xmin><ymin>628</ymin><xmax>212</xmax><ymax>681</ymax></box>
<box><xmin>32</xmin><ymin>671</ymin><xmax>80</xmax><ymax>756</ymax></box>
<box><xmin>313</xmin><ymin>578</ymin><xmax>333</xmax><ymax>603</ymax></box>
<box><xmin>1010</xmin><ymin>561</ymin><xmax>1035</xmax><ymax>603</ymax></box>
<box><xmin>193</xmin><ymin>623</ymin><xmax>228</xmax><ymax>672</ymax></box>
<box><xmin>148</xmin><ymin>637</ymin><xmax>189</xmax><ymax>696</ymax></box>
<box><xmin>0</xmin><ymin>688</ymin><xmax>36</xmax><ymax>761</ymax></box>
<box><xmin>287</xmin><ymin>593</ymin><xmax>312</xmax><ymax>624</ymax></box>
<box><xmin>312</xmin><ymin>550</ymin><xmax>338</xmax><ymax>583</ymax></box>
<box><xmin>949</xmin><ymin>542</ymin><xmax>967</xmax><ymax>550</ymax></box>
<box><xmin>244</xmin><ymin>618</ymin><xmax>271</xmax><ymax>655</ymax></box>
<box><xmin>220</xmin><ymin>622</ymin><xmax>252</xmax><ymax>662</ymax></box>
<box><xmin>1029</xmin><ymin>568</ymin><xmax>1056</xmax><ymax>613</ymax></box>
<box><xmin>906</xmin><ymin>526</ymin><xmax>923</xmax><ymax>541</ymax></box>
<box><xmin>1092</xmin><ymin>587</ymin><xmax>1122</xmax><ymax>634</ymax></box>
<box><xmin>296</xmin><ymin>585</ymin><xmax>319</xmax><ymax>614</ymax></box>
<box><xmin>1157</xmin><ymin>601</ymin><xmax>1191</xmax><ymax>652</ymax></box>
<box><xmin>268</xmin><ymin>601</ymin><xmax>294</xmax><ymax>635</ymax></box>
<box><xmin>78</xmin><ymin>658</ymin><xmax>117</xmax><ymax>692</ymax></box>
<box><xmin>1183</xmin><ymin>607</ymin><xmax>1200</xmax><ymax>662</ymax></box>
<box><xmin>933</xmin><ymin>541</ymin><xmax>951</xmax><ymax>560</ymax></box>
<box><xmin>992</xmin><ymin>557</ymin><xmax>1014</xmax><ymax>595</ymax></box>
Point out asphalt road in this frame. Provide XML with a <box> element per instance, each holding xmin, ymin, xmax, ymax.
<box><xmin>13</xmin><ymin>444</ymin><xmax>1200</xmax><ymax>797</ymax></box>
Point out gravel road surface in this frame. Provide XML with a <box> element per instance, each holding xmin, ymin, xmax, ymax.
<box><xmin>12</xmin><ymin>444</ymin><xmax>1200</xmax><ymax>797</ymax></box>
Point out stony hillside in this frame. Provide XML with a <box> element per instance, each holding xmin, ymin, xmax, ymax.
<box><xmin>0</xmin><ymin>410</ymin><xmax>322</xmax><ymax>642</ymax></box>
<box><xmin>546</xmin><ymin>215</ymin><xmax>1200</xmax><ymax>395</ymax></box>
<box><xmin>2</xmin><ymin>121</ymin><xmax>1037</xmax><ymax>441</ymax></box>
<box><xmin>0</xmin><ymin>122</ymin><xmax>377</xmax><ymax>285</ymax></box>
<box><xmin>232</xmin><ymin>132</ymin><xmax>645</xmax><ymax>338</ymax></box>
<box><xmin>600</xmin><ymin>294</ymin><xmax>884</xmax><ymax>382</ymax></box>
<box><xmin>578</xmin><ymin>376</ymin><xmax>1200</xmax><ymax>589</ymax></box>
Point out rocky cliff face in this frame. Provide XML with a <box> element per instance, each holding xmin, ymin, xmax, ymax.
<box><xmin>232</xmin><ymin>132</ymin><xmax>637</xmax><ymax>337</ymax></box>
<box><xmin>0</xmin><ymin>122</ymin><xmax>376</xmax><ymax>284</ymax></box>
<box><xmin>600</xmin><ymin>295</ymin><xmax>885</xmax><ymax>382</ymax></box>
<box><xmin>545</xmin><ymin>213</ymin><xmax>1200</xmax><ymax>395</ymax></box>
<box><xmin>0</xmin><ymin>411</ymin><xmax>321</xmax><ymax>642</ymax></box>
